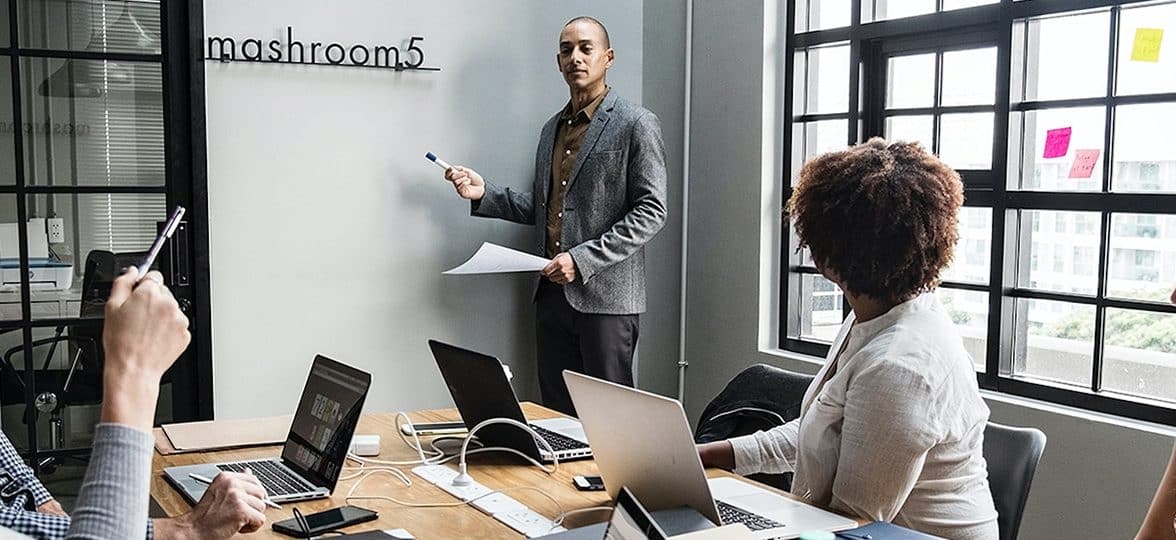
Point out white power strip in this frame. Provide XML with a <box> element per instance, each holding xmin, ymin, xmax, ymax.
<box><xmin>412</xmin><ymin>465</ymin><xmax>566</xmax><ymax>538</ymax></box>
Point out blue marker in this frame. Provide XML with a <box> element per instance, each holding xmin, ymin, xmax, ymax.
<box><xmin>425</xmin><ymin>151</ymin><xmax>453</xmax><ymax>171</ymax></box>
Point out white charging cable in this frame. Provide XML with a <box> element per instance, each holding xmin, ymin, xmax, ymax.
<box><xmin>452</xmin><ymin>417</ymin><xmax>559</xmax><ymax>486</ymax></box>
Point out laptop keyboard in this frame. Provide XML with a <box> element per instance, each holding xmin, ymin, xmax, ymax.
<box><xmin>717</xmin><ymin>500</ymin><xmax>785</xmax><ymax>531</ymax></box>
<box><xmin>529</xmin><ymin>425</ymin><xmax>589</xmax><ymax>452</ymax></box>
<box><xmin>216</xmin><ymin>460</ymin><xmax>314</xmax><ymax>496</ymax></box>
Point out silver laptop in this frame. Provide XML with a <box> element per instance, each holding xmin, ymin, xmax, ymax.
<box><xmin>429</xmin><ymin>339</ymin><xmax>591</xmax><ymax>463</ymax></box>
<box><xmin>163</xmin><ymin>355</ymin><xmax>371</xmax><ymax>504</ymax></box>
<box><xmin>605</xmin><ymin>487</ymin><xmax>671</xmax><ymax>540</ymax></box>
<box><xmin>563</xmin><ymin>371</ymin><xmax>858</xmax><ymax>540</ymax></box>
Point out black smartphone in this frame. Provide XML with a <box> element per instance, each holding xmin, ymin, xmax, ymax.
<box><xmin>572</xmin><ymin>475</ymin><xmax>606</xmax><ymax>491</ymax></box>
<box><xmin>272</xmin><ymin>505</ymin><xmax>378</xmax><ymax>537</ymax></box>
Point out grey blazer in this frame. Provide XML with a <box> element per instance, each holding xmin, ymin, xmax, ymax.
<box><xmin>473</xmin><ymin>90</ymin><xmax>668</xmax><ymax>314</ymax></box>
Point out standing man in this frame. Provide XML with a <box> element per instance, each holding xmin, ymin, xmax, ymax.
<box><xmin>442</xmin><ymin>16</ymin><xmax>668</xmax><ymax>415</ymax></box>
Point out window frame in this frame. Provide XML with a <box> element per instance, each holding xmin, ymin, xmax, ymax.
<box><xmin>0</xmin><ymin>0</ymin><xmax>213</xmax><ymax>469</ymax></box>
<box><xmin>781</xmin><ymin>0</ymin><xmax>1176</xmax><ymax>425</ymax></box>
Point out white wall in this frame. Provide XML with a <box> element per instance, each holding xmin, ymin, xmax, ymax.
<box><xmin>682</xmin><ymin>1</ymin><xmax>1175</xmax><ymax>538</ymax></box>
<box><xmin>203</xmin><ymin>0</ymin><xmax>677</xmax><ymax>418</ymax></box>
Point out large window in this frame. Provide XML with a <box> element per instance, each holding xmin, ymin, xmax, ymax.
<box><xmin>782</xmin><ymin>0</ymin><xmax>1176</xmax><ymax>424</ymax></box>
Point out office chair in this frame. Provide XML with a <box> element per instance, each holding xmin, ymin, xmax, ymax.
<box><xmin>983</xmin><ymin>422</ymin><xmax>1047</xmax><ymax>540</ymax></box>
<box><xmin>0</xmin><ymin>335</ymin><xmax>100</xmax><ymax>470</ymax></box>
<box><xmin>0</xmin><ymin>250</ymin><xmax>143</xmax><ymax>469</ymax></box>
<box><xmin>694</xmin><ymin>364</ymin><xmax>814</xmax><ymax>491</ymax></box>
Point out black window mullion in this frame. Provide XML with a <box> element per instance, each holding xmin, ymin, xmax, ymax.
<box><xmin>987</xmin><ymin>0</ymin><xmax>1015</xmax><ymax>387</ymax></box>
<box><xmin>1091</xmin><ymin>7</ymin><xmax>1120</xmax><ymax>394</ymax></box>
<box><xmin>886</xmin><ymin>104</ymin><xmax>996</xmax><ymax>116</ymax></box>
<box><xmin>1092</xmin><ymin>212</ymin><xmax>1111</xmax><ymax>393</ymax></box>
<box><xmin>847</xmin><ymin>1</ymin><xmax>862</xmax><ymax>146</ymax></box>
<box><xmin>11</xmin><ymin>48</ymin><xmax>160</xmax><ymax>63</ymax></box>
<box><xmin>1014</xmin><ymin>92</ymin><xmax>1176</xmax><ymax>111</ymax></box>
<box><xmin>796</xmin><ymin>112</ymin><xmax>853</xmax><ymax>122</ymax></box>
<box><xmin>7</xmin><ymin>0</ymin><xmax>40</xmax><ymax>470</ymax></box>
<box><xmin>931</xmin><ymin>51</ymin><xmax>943</xmax><ymax>155</ymax></box>
<box><xmin>780</xmin><ymin>0</ymin><xmax>798</xmax><ymax>356</ymax></box>
<box><xmin>1102</xmin><ymin>6</ymin><xmax>1119</xmax><ymax>194</ymax></box>
<box><xmin>861</xmin><ymin>42</ymin><xmax>885</xmax><ymax>139</ymax></box>
<box><xmin>1011</xmin><ymin>0</ymin><xmax>1157</xmax><ymax>20</ymax></box>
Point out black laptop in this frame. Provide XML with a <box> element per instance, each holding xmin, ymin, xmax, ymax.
<box><xmin>428</xmin><ymin>339</ymin><xmax>592</xmax><ymax>463</ymax></box>
<box><xmin>163</xmin><ymin>355</ymin><xmax>371</xmax><ymax>503</ymax></box>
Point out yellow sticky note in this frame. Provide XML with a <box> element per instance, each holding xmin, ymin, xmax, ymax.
<box><xmin>1132</xmin><ymin>28</ymin><xmax>1163</xmax><ymax>62</ymax></box>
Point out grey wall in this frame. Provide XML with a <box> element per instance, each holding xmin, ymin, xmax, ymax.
<box><xmin>682</xmin><ymin>0</ymin><xmax>1175</xmax><ymax>538</ymax></box>
<box><xmin>203</xmin><ymin>0</ymin><xmax>685</xmax><ymax>417</ymax></box>
<box><xmin>639</xmin><ymin>0</ymin><xmax>687</xmax><ymax>398</ymax></box>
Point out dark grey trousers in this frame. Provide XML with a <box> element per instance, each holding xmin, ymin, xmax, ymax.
<box><xmin>535</xmin><ymin>281</ymin><xmax>639</xmax><ymax>416</ymax></box>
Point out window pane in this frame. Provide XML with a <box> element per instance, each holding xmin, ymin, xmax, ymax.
<box><xmin>793</xmin><ymin>119</ymin><xmax>848</xmax><ymax>164</ymax></box>
<box><xmin>942</xmin><ymin>207</ymin><xmax>992</xmax><ymax>284</ymax></box>
<box><xmin>939</xmin><ymin>113</ymin><xmax>993</xmax><ymax>170</ymax></box>
<box><xmin>1102</xmin><ymin>309</ymin><xmax>1176</xmax><ymax>403</ymax></box>
<box><xmin>935</xmin><ymin>287</ymin><xmax>989</xmax><ymax>372</ymax></box>
<box><xmin>1117</xmin><ymin>3</ymin><xmax>1176</xmax><ymax>96</ymax></box>
<box><xmin>802</xmin><ymin>247</ymin><xmax>816</xmax><ymax>266</ymax></box>
<box><xmin>0</xmin><ymin>58</ymin><xmax>14</xmax><ymax>186</ymax></box>
<box><xmin>887</xmin><ymin>53</ymin><xmax>935</xmax><ymax>109</ymax></box>
<box><xmin>0</xmin><ymin>2</ymin><xmax>8</xmax><ymax>47</ymax></box>
<box><xmin>1012</xmin><ymin>11</ymin><xmax>1110</xmax><ymax>102</ymax></box>
<box><xmin>942</xmin><ymin>48</ymin><xmax>997</xmax><ymax>106</ymax></box>
<box><xmin>1107</xmin><ymin>213</ymin><xmax>1173</xmax><ymax>302</ymax></box>
<box><xmin>884</xmin><ymin>115</ymin><xmax>934</xmax><ymax>151</ymax></box>
<box><xmin>942</xmin><ymin>0</ymin><xmax>997</xmax><ymax>9</ymax></box>
<box><xmin>19</xmin><ymin>0</ymin><xmax>160</xmax><ymax>54</ymax></box>
<box><xmin>803</xmin><ymin>45</ymin><xmax>850</xmax><ymax>114</ymax></box>
<box><xmin>27</xmin><ymin>193</ymin><xmax>166</xmax><ymax>320</ymax></box>
<box><xmin>21</xmin><ymin>58</ymin><xmax>164</xmax><ymax>187</ymax></box>
<box><xmin>1009</xmin><ymin>107</ymin><xmax>1105</xmax><ymax>191</ymax></box>
<box><xmin>1014</xmin><ymin>299</ymin><xmax>1094</xmax><ymax>389</ymax></box>
<box><xmin>1018</xmin><ymin>210</ymin><xmax>1101</xmax><ymax>295</ymax></box>
<box><xmin>1113</xmin><ymin>103</ymin><xmax>1176</xmax><ymax>193</ymax></box>
<box><xmin>870</xmin><ymin>0</ymin><xmax>935</xmax><ymax>21</ymax></box>
<box><xmin>793</xmin><ymin>51</ymin><xmax>805</xmax><ymax>114</ymax></box>
<box><xmin>792</xmin><ymin>273</ymin><xmax>845</xmax><ymax>343</ymax></box>
<box><xmin>798</xmin><ymin>0</ymin><xmax>852</xmax><ymax>32</ymax></box>
<box><xmin>0</xmin><ymin>195</ymin><xmax>22</xmax><ymax>321</ymax></box>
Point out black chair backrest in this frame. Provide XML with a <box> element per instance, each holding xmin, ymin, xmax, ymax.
<box><xmin>983</xmin><ymin>422</ymin><xmax>1047</xmax><ymax>540</ymax></box>
<box><xmin>81</xmin><ymin>250</ymin><xmax>146</xmax><ymax>317</ymax></box>
<box><xmin>695</xmin><ymin>364</ymin><xmax>815</xmax><ymax>492</ymax></box>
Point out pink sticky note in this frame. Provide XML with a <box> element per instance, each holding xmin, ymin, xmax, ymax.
<box><xmin>1043</xmin><ymin>127</ymin><xmax>1072</xmax><ymax>158</ymax></box>
<box><xmin>1068</xmin><ymin>149</ymin><xmax>1101</xmax><ymax>179</ymax></box>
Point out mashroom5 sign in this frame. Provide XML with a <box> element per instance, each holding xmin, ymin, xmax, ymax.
<box><xmin>206</xmin><ymin>26</ymin><xmax>440</xmax><ymax>72</ymax></box>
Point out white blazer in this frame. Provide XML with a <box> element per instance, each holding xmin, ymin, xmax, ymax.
<box><xmin>730</xmin><ymin>293</ymin><xmax>999</xmax><ymax>540</ymax></box>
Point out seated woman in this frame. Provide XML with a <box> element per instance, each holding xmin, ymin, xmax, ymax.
<box><xmin>1134</xmin><ymin>286</ymin><xmax>1176</xmax><ymax>540</ymax></box>
<box><xmin>698</xmin><ymin>138</ymin><xmax>998</xmax><ymax>539</ymax></box>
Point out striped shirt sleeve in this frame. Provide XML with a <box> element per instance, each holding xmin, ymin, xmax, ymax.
<box><xmin>65</xmin><ymin>424</ymin><xmax>153</xmax><ymax>540</ymax></box>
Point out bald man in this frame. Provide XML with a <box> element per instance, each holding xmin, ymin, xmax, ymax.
<box><xmin>442</xmin><ymin>16</ymin><xmax>668</xmax><ymax>414</ymax></box>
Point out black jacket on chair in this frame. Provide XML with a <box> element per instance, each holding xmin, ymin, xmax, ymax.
<box><xmin>694</xmin><ymin>364</ymin><xmax>815</xmax><ymax>491</ymax></box>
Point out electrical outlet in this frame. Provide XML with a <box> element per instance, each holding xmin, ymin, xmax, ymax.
<box><xmin>46</xmin><ymin>218</ymin><xmax>65</xmax><ymax>244</ymax></box>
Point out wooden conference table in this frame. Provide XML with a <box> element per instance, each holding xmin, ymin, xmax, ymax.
<box><xmin>151</xmin><ymin>403</ymin><xmax>857</xmax><ymax>539</ymax></box>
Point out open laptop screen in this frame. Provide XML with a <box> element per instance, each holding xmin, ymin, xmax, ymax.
<box><xmin>428</xmin><ymin>340</ymin><xmax>541</xmax><ymax>460</ymax></box>
<box><xmin>280</xmin><ymin>355</ymin><xmax>371</xmax><ymax>491</ymax></box>
<box><xmin>604</xmin><ymin>487</ymin><xmax>669</xmax><ymax>540</ymax></box>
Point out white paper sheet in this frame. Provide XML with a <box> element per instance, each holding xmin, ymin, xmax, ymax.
<box><xmin>443</xmin><ymin>242</ymin><xmax>551</xmax><ymax>275</ymax></box>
